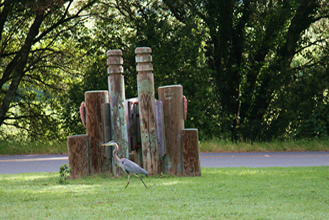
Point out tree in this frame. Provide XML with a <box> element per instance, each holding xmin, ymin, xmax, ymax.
<box><xmin>4</xmin><ymin>0</ymin><xmax>328</xmax><ymax>142</ymax></box>
<box><xmin>164</xmin><ymin>0</ymin><xmax>329</xmax><ymax>140</ymax></box>
<box><xmin>0</xmin><ymin>0</ymin><xmax>96</xmax><ymax>140</ymax></box>
<box><xmin>60</xmin><ymin>0</ymin><xmax>329</xmax><ymax>141</ymax></box>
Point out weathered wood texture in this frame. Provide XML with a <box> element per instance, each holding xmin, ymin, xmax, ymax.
<box><xmin>126</xmin><ymin>98</ymin><xmax>166</xmax><ymax>164</ymax></box>
<box><xmin>183</xmin><ymin>96</ymin><xmax>187</xmax><ymax>121</ymax></box>
<box><xmin>101</xmin><ymin>103</ymin><xmax>112</xmax><ymax>173</ymax></box>
<box><xmin>67</xmin><ymin>134</ymin><xmax>89</xmax><ymax>179</ymax></box>
<box><xmin>107</xmin><ymin>49</ymin><xmax>129</xmax><ymax>176</ymax></box>
<box><xmin>79</xmin><ymin>102</ymin><xmax>86</xmax><ymax>128</ymax></box>
<box><xmin>158</xmin><ymin>85</ymin><xmax>185</xmax><ymax>175</ymax></box>
<box><xmin>129</xmin><ymin>150</ymin><xmax>138</xmax><ymax>164</ymax></box>
<box><xmin>155</xmin><ymin>100</ymin><xmax>166</xmax><ymax>156</ymax></box>
<box><xmin>126</xmin><ymin>98</ymin><xmax>143</xmax><ymax>166</ymax></box>
<box><xmin>135</xmin><ymin>47</ymin><xmax>160</xmax><ymax>175</ymax></box>
<box><xmin>85</xmin><ymin>90</ymin><xmax>109</xmax><ymax>174</ymax></box>
<box><xmin>182</xmin><ymin>129</ymin><xmax>201</xmax><ymax>176</ymax></box>
<box><xmin>126</xmin><ymin>98</ymin><xmax>141</xmax><ymax>151</ymax></box>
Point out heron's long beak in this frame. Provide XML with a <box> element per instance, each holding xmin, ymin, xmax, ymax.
<box><xmin>100</xmin><ymin>140</ymin><xmax>116</xmax><ymax>147</ymax></box>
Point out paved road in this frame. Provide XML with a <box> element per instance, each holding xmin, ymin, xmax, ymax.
<box><xmin>0</xmin><ymin>154</ymin><xmax>69</xmax><ymax>174</ymax></box>
<box><xmin>200</xmin><ymin>151</ymin><xmax>329</xmax><ymax>168</ymax></box>
<box><xmin>0</xmin><ymin>151</ymin><xmax>328</xmax><ymax>174</ymax></box>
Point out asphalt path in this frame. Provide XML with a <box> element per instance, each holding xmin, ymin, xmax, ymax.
<box><xmin>200</xmin><ymin>151</ymin><xmax>329</xmax><ymax>168</ymax></box>
<box><xmin>0</xmin><ymin>154</ymin><xmax>69</xmax><ymax>174</ymax></box>
<box><xmin>0</xmin><ymin>151</ymin><xmax>328</xmax><ymax>174</ymax></box>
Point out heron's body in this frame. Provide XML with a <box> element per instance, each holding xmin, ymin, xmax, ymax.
<box><xmin>118</xmin><ymin>158</ymin><xmax>149</xmax><ymax>176</ymax></box>
<box><xmin>101</xmin><ymin>140</ymin><xmax>149</xmax><ymax>189</ymax></box>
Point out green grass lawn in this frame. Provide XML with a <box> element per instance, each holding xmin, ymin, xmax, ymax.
<box><xmin>199</xmin><ymin>138</ymin><xmax>329</xmax><ymax>152</ymax></box>
<box><xmin>0</xmin><ymin>140</ymin><xmax>68</xmax><ymax>155</ymax></box>
<box><xmin>1</xmin><ymin>167</ymin><xmax>328</xmax><ymax>219</ymax></box>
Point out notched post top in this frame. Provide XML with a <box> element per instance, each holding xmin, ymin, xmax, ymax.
<box><xmin>107</xmin><ymin>49</ymin><xmax>124</xmax><ymax>75</ymax></box>
<box><xmin>107</xmin><ymin>49</ymin><xmax>122</xmax><ymax>57</ymax></box>
<box><xmin>135</xmin><ymin>47</ymin><xmax>153</xmax><ymax>73</ymax></box>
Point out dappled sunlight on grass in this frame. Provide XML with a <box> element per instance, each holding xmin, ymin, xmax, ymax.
<box><xmin>39</xmin><ymin>184</ymin><xmax>99</xmax><ymax>194</ymax></box>
<box><xmin>156</xmin><ymin>180</ymin><xmax>179</xmax><ymax>186</ymax></box>
<box><xmin>1</xmin><ymin>167</ymin><xmax>329</xmax><ymax>219</ymax></box>
<box><xmin>202</xmin><ymin>167</ymin><xmax>265</xmax><ymax>176</ymax></box>
<box><xmin>0</xmin><ymin>172</ymin><xmax>54</xmax><ymax>181</ymax></box>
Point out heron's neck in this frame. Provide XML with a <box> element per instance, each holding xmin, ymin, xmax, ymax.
<box><xmin>113</xmin><ymin>144</ymin><xmax>121</xmax><ymax>163</ymax></box>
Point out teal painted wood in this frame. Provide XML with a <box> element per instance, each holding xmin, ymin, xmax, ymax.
<box><xmin>135</xmin><ymin>47</ymin><xmax>161</xmax><ymax>175</ymax></box>
<box><xmin>107</xmin><ymin>49</ymin><xmax>129</xmax><ymax>177</ymax></box>
<box><xmin>155</xmin><ymin>100</ymin><xmax>166</xmax><ymax>157</ymax></box>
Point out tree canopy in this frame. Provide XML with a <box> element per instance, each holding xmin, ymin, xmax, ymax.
<box><xmin>0</xmin><ymin>0</ymin><xmax>96</xmax><ymax>141</ymax></box>
<box><xmin>1</xmin><ymin>0</ymin><xmax>328</xmax><ymax>142</ymax></box>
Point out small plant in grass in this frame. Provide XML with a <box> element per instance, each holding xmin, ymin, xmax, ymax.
<box><xmin>59</xmin><ymin>163</ymin><xmax>71</xmax><ymax>184</ymax></box>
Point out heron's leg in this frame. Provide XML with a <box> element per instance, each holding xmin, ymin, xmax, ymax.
<box><xmin>133</xmin><ymin>174</ymin><xmax>148</xmax><ymax>189</ymax></box>
<box><xmin>125</xmin><ymin>174</ymin><xmax>130</xmax><ymax>189</ymax></box>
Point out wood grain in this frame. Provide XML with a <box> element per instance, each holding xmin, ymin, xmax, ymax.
<box><xmin>158</xmin><ymin>85</ymin><xmax>184</xmax><ymax>175</ymax></box>
<box><xmin>107</xmin><ymin>49</ymin><xmax>129</xmax><ymax>176</ymax></box>
<box><xmin>67</xmin><ymin>134</ymin><xmax>89</xmax><ymax>179</ymax></box>
<box><xmin>85</xmin><ymin>90</ymin><xmax>109</xmax><ymax>174</ymax></box>
<box><xmin>182</xmin><ymin>129</ymin><xmax>201</xmax><ymax>176</ymax></box>
<box><xmin>101</xmin><ymin>103</ymin><xmax>112</xmax><ymax>173</ymax></box>
<box><xmin>136</xmin><ymin>47</ymin><xmax>161</xmax><ymax>175</ymax></box>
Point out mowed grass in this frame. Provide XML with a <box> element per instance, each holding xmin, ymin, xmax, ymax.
<box><xmin>1</xmin><ymin>167</ymin><xmax>328</xmax><ymax>219</ymax></box>
<box><xmin>0</xmin><ymin>140</ymin><xmax>67</xmax><ymax>155</ymax></box>
<box><xmin>200</xmin><ymin>138</ymin><xmax>329</xmax><ymax>152</ymax></box>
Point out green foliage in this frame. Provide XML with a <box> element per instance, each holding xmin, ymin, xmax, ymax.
<box><xmin>161</xmin><ymin>0</ymin><xmax>329</xmax><ymax>141</ymax></box>
<box><xmin>59</xmin><ymin>163</ymin><xmax>71</xmax><ymax>184</ymax></box>
<box><xmin>1</xmin><ymin>0</ymin><xmax>329</xmax><ymax>143</ymax></box>
<box><xmin>80</xmin><ymin>0</ymin><xmax>328</xmax><ymax>141</ymax></box>
<box><xmin>0</xmin><ymin>0</ymin><xmax>97</xmax><ymax>141</ymax></box>
<box><xmin>60</xmin><ymin>62</ymin><xmax>109</xmax><ymax>136</ymax></box>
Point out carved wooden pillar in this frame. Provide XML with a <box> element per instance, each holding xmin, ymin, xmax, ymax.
<box><xmin>135</xmin><ymin>47</ymin><xmax>160</xmax><ymax>175</ymax></box>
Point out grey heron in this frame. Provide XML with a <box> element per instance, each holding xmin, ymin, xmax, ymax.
<box><xmin>101</xmin><ymin>140</ymin><xmax>149</xmax><ymax>189</ymax></box>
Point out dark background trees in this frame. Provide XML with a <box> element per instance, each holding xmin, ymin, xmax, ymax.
<box><xmin>1</xmin><ymin>0</ymin><xmax>328</xmax><ymax>142</ymax></box>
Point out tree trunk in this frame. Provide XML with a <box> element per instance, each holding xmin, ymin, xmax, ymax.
<box><xmin>0</xmin><ymin>11</ymin><xmax>45</xmax><ymax>127</ymax></box>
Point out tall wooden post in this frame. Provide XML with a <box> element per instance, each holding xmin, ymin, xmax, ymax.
<box><xmin>135</xmin><ymin>47</ymin><xmax>160</xmax><ymax>175</ymax></box>
<box><xmin>158</xmin><ymin>85</ymin><xmax>185</xmax><ymax>175</ymax></box>
<box><xmin>85</xmin><ymin>90</ymin><xmax>109</xmax><ymax>174</ymax></box>
<box><xmin>107</xmin><ymin>49</ymin><xmax>129</xmax><ymax>176</ymax></box>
